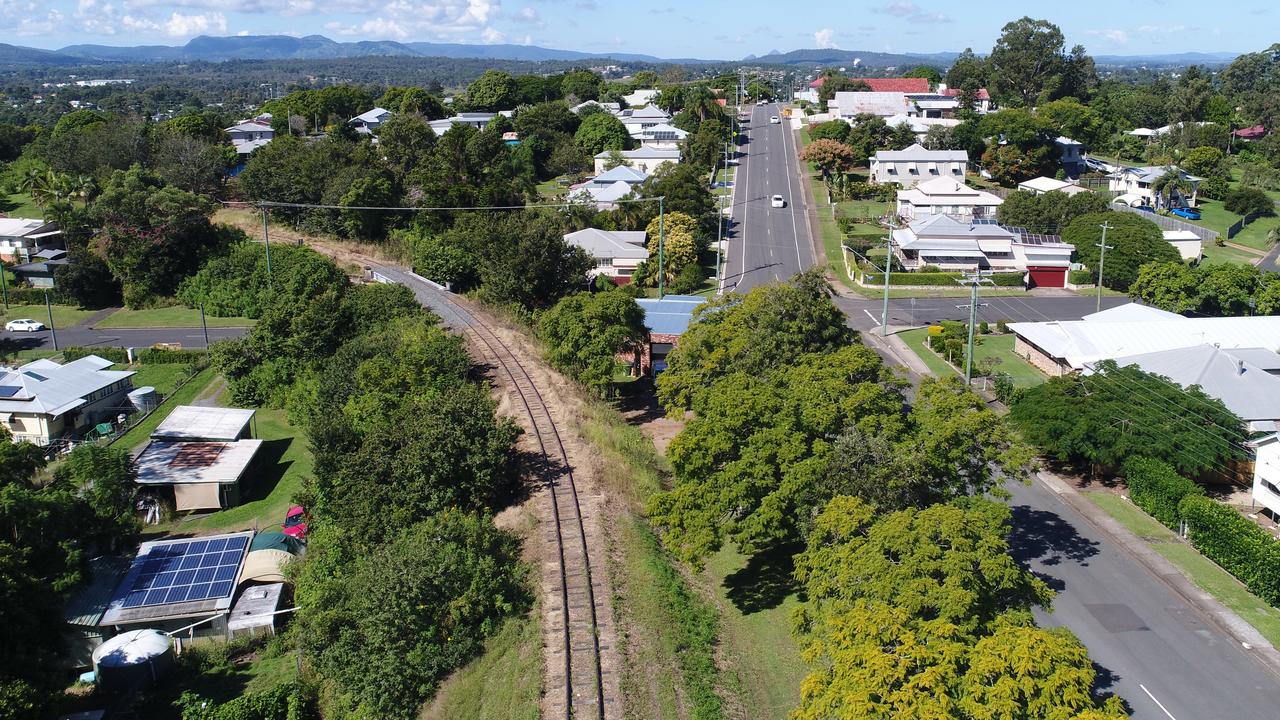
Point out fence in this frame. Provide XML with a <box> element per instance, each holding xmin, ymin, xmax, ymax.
<box><xmin>1226</xmin><ymin>213</ymin><xmax>1262</xmax><ymax>240</ymax></box>
<box><xmin>1113</xmin><ymin>204</ymin><xmax>1220</xmax><ymax>243</ymax></box>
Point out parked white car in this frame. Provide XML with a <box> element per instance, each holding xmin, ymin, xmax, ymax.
<box><xmin>770</xmin><ymin>116</ymin><xmax>781</xmax><ymax>124</ymax></box>
<box><xmin>770</xmin><ymin>195</ymin><xmax>786</xmax><ymax>208</ymax></box>
<box><xmin>5</xmin><ymin>319</ymin><xmax>46</xmax><ymax>332</ymax></box>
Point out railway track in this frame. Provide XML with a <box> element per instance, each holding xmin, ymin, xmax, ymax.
<box><xmin>383</xmin><ymin>269</ymin><xmax>611</xmax><ymax>720</ymax></box>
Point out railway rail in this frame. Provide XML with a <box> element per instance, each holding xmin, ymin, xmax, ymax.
<box><xmin>379</xmin><ymin>267</ymin><xmax>610</xmax><ymax>720</ymax></box>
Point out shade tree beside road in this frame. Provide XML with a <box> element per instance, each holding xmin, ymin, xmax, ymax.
<box><xmin>1061</xmin><ymin>212</ymin><xmax>1178</xmax><ymax>292</ymax></box>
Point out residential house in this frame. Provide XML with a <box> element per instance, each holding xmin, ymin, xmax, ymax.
<box><xmin>940</xmin><ymin>86</ymin><xmax>992</xmax><ymax>114</ymax></box>
<box><xmin>633</xmin><ymin>295</ymin><xmax>706</xmax><ymax>375</ymax></box>
<box><xmin>895</xmin><ymin>178</ymin><xmax>1003</xmax><ymax>221</ymax></box>
<box><xmin>572</xmin><ymin>100</ymin><xmax>621</xmax><ymax>115</ymax></box>
<box><xmin>0</xmin><ymin>355</ymin><xmax>135</xmax><ymax>446</ymax></box>
<box><xmin>880</xmin><ymin>114</ymin><xmax>961</xmax><ymax>141</ymax></box>
<box><xmin>593</xmin><ymin>146</ymin><xmax>681</xmax><ymax>174</ymax></box>
<box><xmin>428</xmin><ymin>112</ymin><xmax>497</xmax><ymax>135</ymax></box>
<box><xmin>10</xmin><ymin>248</ymin><xmax>68</xmax><ymax>288</ymax></box>
<box><xmin>622</xmin><ymin>88</ymin><xmax>660</xmax><ymax>107</ymax></box>
<box><xmin>619</xmin><ymin>104</ymin><xmax>672</xmax><ymax>134</ymax></box>
<box><xmin>1163</xmin><ymin>230</ymin><xmax>1203</xmax><ymax>261</ymax></box>
<box><xmin>809</xmin><ymin>76</ymin><xmax>930</xmax><ymax>94</ymax></box>
<box><xmin>1108</xmin><ymin>166</ymin><xmax>1201</xmax><ymax>209</ymax></box>
<box><xmin>831</xmin><ymin>91</ymin><xmax>916</xmax><ymax>120</ymax></box>
<box><xmin>1008</xmin><ymin>306</ymin><xmax>1280</xmax><ymax>377</ymax></box>
<box><xmin>225</xmin><ymin>121</ymin><xmax>273</xmax><ymax>145</ymax></box>
<box><xmin>1233</xmin><ymin>124</ymin><xmax>1267</xmax><ymax>141</ymax></box>
<box><xmin>869</xmin><ymin>143</ymin><xmax>968</xmax><ymax>186</ymax></box>
<box><xmin>569</xmin><ymin>165</ymin><xmax>649</xmax><ymax>209</ymax></box>
<box><xmin>0</xmin><ymin>218</ymin><xmax>62</xmax><ymax>262</ymax></box>
<box><xmin>350</xmin><ymin>107</ymin><xmax>391</xmax><ymax>134</ymax></box>
<box><xmin>1017</xmin><ymin>176</ymin><xmax>1092</xmax><ymax>196</ymax></box>
<box><xmin>630</xmin><ymin>123</ymin><xmax>688</xmax><ymax>150</ymax></box>
<box><xmin>890</xmin><ymin>214</ymin><xmax>1072</xmax><ymax>286</ymax></box>
<box><xmin>1055</xmin><ymin>136</ymin><xmax>1085</xmax><ymax>175</ymax></box>
<box><xmin>564</xmin><ymin>228</ymin><xmax>648</xmax><ymax>284</ymax></box>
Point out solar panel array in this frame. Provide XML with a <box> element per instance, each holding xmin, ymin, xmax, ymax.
<box><xmin>112</xmin><ymin>535</ymin><xmax>249</xmax><ymax>610</ymax></box>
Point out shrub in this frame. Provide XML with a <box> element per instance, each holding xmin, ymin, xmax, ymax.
<box><xmin>996</xmin><ymin>320</ymin><xmax>1009</xmax><ymax>333</ymax></box>
<box><xmin>1068</xmin><ymin>269</ymin><xmax>1093</xmax><ymax>285</ymax></box>
<box><xmin>1197</xmin><ymin>175</ymin><xmax>1230</xmax><ymax>201</ymax></box>
<box><xmin>137</xmin><ymin>347</ymin><xmax>208</xmax><ymax>365</ymax></box>
<box><xmin>61</xmin><ymin>346</ymin><xmax>130</xmax><ymax>364</ymax></box>
<box><xmin>861</xmin><ymin>271</ymin><xmax>1024</xmax><ymax>287</ymax></box>
<box><xmin>979</xmin><ymin>321</ymin><xmax>990</xmax><ymax>334</ymax></box>
<box><xmin>1179</xmin><ymin>494</ymin><xmax>1280</xmax><ymax>605</ymax></box>
<box><xmin>1224</xmin><ymin>187</ymin><xmax>1275</xmax><ymax>218</ymax></box>
<box><xmin>669</xmin><ymin>263</ymin><xmax>706</xmax><ymax>295</ymax></box>
<box><xmin>1122</xmin><ymin>456</ymin><xmax>1203</xmax><ymax>528</ymax></box>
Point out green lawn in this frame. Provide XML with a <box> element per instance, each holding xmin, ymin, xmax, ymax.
<box><xmin>1184</xmin><ymin>199</ymin><xmax>1279</xmax><ymax>253</ymax></box>
<box><xmin>835</xmin><ymin>198</ymin><xmax>890</xmax><ymax>221</ymax></box>
<box><xmin>175</xmin><ymin>408</ymin><xmax>312</xmax><ymax>534</ymax></box>
<box><xmin>714</xmin><ymin>164</ymin><xmax>736</xmax><ymax>197</ymax></box>
<box><xmin>703</xmin><ymin>545</ymin><xmax>807</xmax><ymax>720</ymax></box>
<box><xmin>121</xmin><ymin>363</ymin><xmax>193</xmax><ymax>395</ymax></box>
<box><xmin>0</xmin><ymin>303</ymin><xmax>95</xmax><ymax>329</ymax></box>
<box><xmin>1200</xmin><ymin>241</ymin><xmax>1262</xmax><ymax>266</ymax></box>
<box><xmin>0</xmin><ymin>192</ymin><xmax>41</xmax><ymax>218</ymax></box>
<box><xmin>96</xmin><ymin>307</ymin><xmax>254</xmax><ymax>329</ymax></box>
<box><xmin>421</xmin><ymin>610</ymin><xmax>542</xmax><ymax>720</ymax></box>
<box><xmin>898</xmin><ymin>328</ymin><xmax>1045</xmax><ymax>387</ymax></box>
<box><xmin>111</xmin><ymin>367</ymin><xmax>218</xmax><ymax>451</ymax></box>
<box><xmin>1083</xmin><ymin>492</ymin><xmax>1280</xmax><ymax>648</ymax></box>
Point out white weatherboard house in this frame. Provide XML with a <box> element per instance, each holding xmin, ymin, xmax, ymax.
<box><xmin>350</xmin><ymin>107</ymin><xmax>391</xmax><ymax>134</ymax></box>
<box><xmin>890</xmin><ymin>214</ymin><xmax>1072</xmax><ymax>286</ymax></box>
<box><xmin>428</xmin><ymin>112</ymin><xmax>497</xmax><ymax>135</ymax></box>
<box><xmin>1055</xmin><ymin>136</ymin><xmax>1085</xmax><ymax>175</ymax></box>
<box><xmin>619</xmin><ymin>104</ymin><xmax>672</xmax><ymax>134</ymax></box>
<box><xmin>1107</xmin><ymin>166</ymin><xmax>1200</xmax><ymax>208</ymax></box>
<box><xmin>224</xmin><ymin>121</ymin><xmax>273</xmax><ymax>146</ymax></box>
<box><xmin>564</xmin><ymin>228</ymin><xmax>648</xmax><ymax>284</ymax></box>
<box><xmin>1016</xmin><ymin>177</ymin><xmax>1092</xmax><ymax>197</ymax></box>
<box><xmin>895</xmin><ymin>178</ymin><xmax>1003</xmax><ymax>221</ymax></box>
<box><xmin>630</xmin><ymin>123</ymin><xmax>687</xmax><ymax>150</ymax></box>
<box><xmin>0</xmin><ymin>356</ymin><xmax>135</xmax><ymax>445</ymax></box>
<box><xmin>0</xmin><ymin>218</ymin><xmax>61</xmax><ymax>262</ymax></box>
<box><xmin>870</xmin><ymin>144</ymin><xmax>967</xmax><ymax>186</ymax></box>
<box><xmin>622</xmin><ymin>88</ymin><xmax>659</xmax><ymax>107</ymax></box>
<box><xmin>593</xmin><ymin>146</ymin><xmax>681</xmax><ymax>175</ymax></box>
<box><xmin>830</xmin><ymin>91</ymin><xmax>915</xmax><ymax>120</ymax></box>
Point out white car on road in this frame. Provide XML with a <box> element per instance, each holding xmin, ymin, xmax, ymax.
<box><xmin>5</xmin><ymin>319</ymin><xmax>46</xmax><ymax>332</ymax></box>
<box><xmin>770</xmin><ymin>116</ymin><xmax>781</xmax><ymax>124</ymax></box>
<box><xmin>770</xmin><ymin>195</ymin><xmax>786</xmax><ymax>208</ymax></box>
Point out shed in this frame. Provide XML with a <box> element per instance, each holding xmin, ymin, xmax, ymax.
<box><xmin>134</xmin><ymin>439</ymin><xmax>264</xmax><ymax>511</ymax></box>
<box><xmin>228</xmin><ymin>582</ymin><xmax>285</xmax><ymax>638</ymax></box>
<box><xmin>152</xmin><ymin>405</ymin><xmax>255</xmax><ymax>442</ymax></box>
<box><xmin>634</xmin><ymin>295</ymin><xmax>707</xmax><ymax>375</ymax></box>
<box><xmin>63</xmin><ymin>556</ymin><xmax>132</xmax><ymax>668</ymax></box>
<box><xmin>1163</xmin><ymin>229</ymin><xmax>1203</xmax><ymax>261</ymax></box>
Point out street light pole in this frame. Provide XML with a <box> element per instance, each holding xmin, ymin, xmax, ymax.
<box><xmin>1096</xmin><ymin>222</ymin><xmax>1113</xmax><ymax>313</ymax></box>
<box><xmin>657</xmin><ymin>196</ymin><xmax>666</xmax><ymax>299</ymax></box>
<box><xmin>200</xmin><ymin>303</ymin><xmax>210</xmax><ymax>347</ymax></box>
<box><xmin>715</xmin><ymin>144</ymin><xmax>727</xmax><ymax>290</ymax></box>
<box><xmin>880</xmin><ymin>215</ymin><xmax>895</xmax><ymax>337</ymax></box>
<box><xmin>43</xmin><ymin>288</ymin><xmax>57</xmax><ymax>351</ymax></box>
<box><xmin>957</xmin><ymin>271</ymin><xmax>992</xmax><ymax>385</ymax></box>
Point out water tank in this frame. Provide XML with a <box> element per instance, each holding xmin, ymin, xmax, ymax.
<box><xmin>92</xmin><ymin>629</ymin><xmax>173</xmax><ymax>693</ymax></box>
<box><xmin>127</xmin><ymin>386</ymin><xmax>159</xmax><ymax>413</ymax></box>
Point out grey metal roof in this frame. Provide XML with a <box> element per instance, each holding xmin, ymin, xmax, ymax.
<box><xmin>1108</xmin><ymin>344</ymin><xmax>1280</xmax><ymax>421</ymax></box>
<box><xmin>873</xmin><ymin>143</ymin><xmax>967</xmax><ymax>163</ymax></box>
<box><xmin>0</xmin><ymin>356</ymin><xmax>133</xmax><ymax>417</ymax></box>
<box><xmin>1224</xmin><ymin>347</ymin><xmax>1280</xmax><ymax>372</ymax></box>
<box><xmin>134</xmin><ymin>439</ymin><xmax>264</xmax><ymax>486</ymax></box>
<box><xmin>64</xmin><ymin>556</ymin><xmax>132</xmax><ymax>627</ymax></box>
<box><xmin>910</xmin><ymin>214</ymin><xmax>1016</xmax><ymax>238</ymax></box>
<box><xmin>564</xmin><ymin>228</ymin><xmax>649</xmax><ymax>260</ymax></box>
<box><xmin>637</xmin><ymin>295</ymin><xmax>707</xmax><ymax>336</ymax></box>
<box><xmin>152</xmin><ymin>405</ymin><xmax>255</xmax><ymax>442</ymax></box>
<box><xmin>591</xmin><ymin>165</ymin><xmax>649</xmax><ymax>184</ymax></box>
<box><xmin>594</xmin><ymin>146</ymin><xmax>681</xmax><ymax>159</ymax></box>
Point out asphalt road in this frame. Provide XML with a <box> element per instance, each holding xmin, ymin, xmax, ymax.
<box><xmin>722</xmin><ymin>102</ymin><xmax>816</xmax><ymax>294</ymax></box>
<box><xmin>1006</xmin><ymin>477</ymin><xmax>1280</xmax><ymax>719</ymax></box>
<box><xmin>0</xmin><ymin>325</ymin><xmax>246</xmax><ymax>353</ymax></box>
<box><xmin>835</xmin><ymin>293</ymin><xmax>1133</xmax><ymax>331</ymax></box>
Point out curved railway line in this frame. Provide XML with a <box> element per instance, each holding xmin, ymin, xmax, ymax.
<box><xmin>383</xmin><ymin>268</ymin><xmax>610</xmax><ymax>720</ymax></box>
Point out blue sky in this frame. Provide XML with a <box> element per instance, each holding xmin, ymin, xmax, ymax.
<box><xmin>3</xmin><ymin>0</ymin><xmax>1272</xmax><ymax>57</ymax></box>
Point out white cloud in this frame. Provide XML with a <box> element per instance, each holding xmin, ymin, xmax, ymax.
<box><xmin>814</xmin><ymin>28</ymin><xmax>835</xmax><ymax>49</ymax></box>
<box><xmin>1136</xmin><ymin>24</ymin><xmax>1187</xmax><ymax>34</ymax></box>
<box><xmin>481</xmin><ymin>26</ymin><xmax>505</xmax><ymax>43</ymax></box>
<box><xmin>874</xmin><ymin>1</ymin><xmax>950</xmax><ymax>24</ymax></box>
<box><xmin>1085</xmin><ymin>28</ymin><xmax>1129</xmax><ymax>44</ymax></box>
<box><xmin>164</xmin><ymin>10</ymin><xmax>226</xmax><ymax>36</ymax></box>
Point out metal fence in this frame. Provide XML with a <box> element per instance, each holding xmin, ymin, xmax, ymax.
<box><xmin>1112</xmin><ymin>204</ymin><xmax>1220</xmax><ymax>243</ymax></box>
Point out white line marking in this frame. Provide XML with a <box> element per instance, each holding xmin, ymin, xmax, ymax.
<box><xmin>1140</xmin><ymin>684</ymin><xmax>1178</xmax><ymax>720</ymax></box>
<box><xmin>862</xmin><ymin>309</ymin><xmax>880</xmax><ymax>325</ymax></box>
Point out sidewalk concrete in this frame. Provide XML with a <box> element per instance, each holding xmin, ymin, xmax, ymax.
<box><xmin>80</xmin><ymin>306</ymin><xmax>121</xmax><ymax>330</ymax></box>
<box><xmin>1035</xmin><ymin>469</ymin><xmax>1280</xmax><ymax>681</ymax></box>
<box><xmin>860</xmin><ymin>327</ymin><xmax>930</xmax><ymax>379</ymax></box>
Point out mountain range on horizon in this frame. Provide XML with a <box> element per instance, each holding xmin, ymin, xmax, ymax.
<box><xmin>0</xmin><ymin>34</ymin><xmax>1242</xmax><ymax>69</ymax></box>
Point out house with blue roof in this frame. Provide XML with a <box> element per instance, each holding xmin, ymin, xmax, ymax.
<box><xmin>633</xmin><ymin>294</ymin><xmax>706</xmax><ymax>375</ymax></box>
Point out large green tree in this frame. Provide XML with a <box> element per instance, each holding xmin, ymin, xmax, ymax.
<box><xmin>539</xmin><ymin>289</ymin><xmax>648</xmax><ymax>397</ymax></box>
<box><xmin>988</xmin><ymin>17</ymin><xmax>1070</xmax><ymax>106</ymax></box>
<box><xmin>1062</xmin><ymin>211</ymin><xmax>1177</xmax><ymax>291</ymax></box>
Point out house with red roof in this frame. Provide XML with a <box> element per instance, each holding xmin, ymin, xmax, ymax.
<box><xmin>941</xmin><ymin>86</ymin><xmax>992</xmax><ymax>114</ymax></box>
<box><xmin>808</xmin><ymin>76</ymin><xmax>932</xmax><ymax>94</ymax></box>
<box><xmin>1233</xmin><ymin>124</ymin><xmax>1267</xmax><ymax>140</ymax></box>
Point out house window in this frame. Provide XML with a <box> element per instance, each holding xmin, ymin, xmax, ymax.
<box><xmin>1264</xmin><ymin>478</ymin><xmax>1280</xmax><ymax>496</ymax></box>
<box><xmin>952</xmin><ymin>167</ymin><xmax>962</xmax><ymax>175</ymax></box>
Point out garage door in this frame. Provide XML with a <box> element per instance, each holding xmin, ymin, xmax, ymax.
<box><xmin>1026</xmin><ymin>267</ymin><xmax>1066</xmax><ymax>289</ymax></box>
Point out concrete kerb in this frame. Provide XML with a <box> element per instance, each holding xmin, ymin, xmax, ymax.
<box><xmin>789</xmin><ymin>118</ymin><xmax>823</xmax><ymax>276</ymax></box>
<box><xmin>1034</xmin><ymin>469</ymin><xmax>1280</xmax><ymax>682</ymax></box>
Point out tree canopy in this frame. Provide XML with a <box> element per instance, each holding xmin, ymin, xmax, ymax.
<box><xmin>539</xmin><ymin>290</ymin><xmax>648</xmax><ymax>397</ymax></box>
<box><xmin>1061</xmin><ymin>211</ymin><xmax>1177</xmax><ymax>291</ymax></box>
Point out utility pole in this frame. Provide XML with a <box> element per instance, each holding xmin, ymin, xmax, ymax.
<box><xmin>260</xmin><ymin>205</ymin><xmax>274</xmax><ymax>290</ymax></box>
<box><xmin>880</xmin><ymin>215</ymin><xmax>895</xmax><ymax>336</ymax></box>
<box><xmin>715</xmin><ymin>144</ymin><xmax>727</xmax><ymax>290</ymax></box>
<box><xmin>43</xmin><ymin>288</ymin><xmax>58</xmax><ymax>351</ymax></box>
<box><xmin>0</xmin><ymin>258</ymin><xmax>8</xmax><ymax>310</ymax></box>
<box><xmin>200</xmin><ymin>303</ymin><xmax>210</xmax><ymax>348</ymax></box>
<box><xmin>1096</xmin><ymin>221</ymin><xmax>1113</xmax><ymax>313</ymax></box>
<box><xmin>657</xmin><ymin>196</ymin><xmax>666</xmax><ymax>299</ymax></box>
<box><xmin>956</xmin><ymin>270</ymin><xmax>992</xmax><ymax>385</ymax></box>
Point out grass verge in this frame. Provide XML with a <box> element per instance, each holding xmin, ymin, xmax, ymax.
<box><xmin>897</xmin><ymin>328</ymin><xmax>1045</xmax><ymax>387</ymax></box>
<box><xmin>1200</xmin><ymin>241</ymin><xmax>1264</xmax><ymax>266</ymax></box>
<box><xmin>1082</xmin><ymin>491</ymin><xmax>1280</xmax><ymax>647</ymax></box>
<box><xmin>96</xmin><ymin>307</ymin><xmax>254</xmax><ymax>328</ymax></box>
<box><xmin>421</xmin><ymin>609</ymin><xmax>543</xmax><ymax>720</ymax></box>
<box><xmin>1</xmin><ymin>303</ymin><xmax>95</xmax><ymax>329</ymax></box>
<box><xmin>125</xmin><ymin>363</ymin><xmax>193</xmax><ymax>395</ymax></box>
<box><xmin>111</xmin><ymin>366</ymin><xmax>218</xmax><ymax>451</ymax></box>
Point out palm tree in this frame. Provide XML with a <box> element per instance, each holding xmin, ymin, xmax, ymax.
<box><xmin>1151</xmin><ymin>168</ymin><xmax>1193</xmax><ymax>210</ymax></box>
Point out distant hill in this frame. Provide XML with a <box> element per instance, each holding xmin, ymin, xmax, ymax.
<box><xmin>1093</xmin><ymin>51</ymin><xmax>1238</xmax><ymax>66</ymax></box>
<box><xmin>744</xmin><ymin>48</ymin><xmax>960</xmax><ymax>68</ymax></box>
<box><xmin>30</xmin><ymin>34</ymin><xmax>705</xmax><ymax>65</ymax></box>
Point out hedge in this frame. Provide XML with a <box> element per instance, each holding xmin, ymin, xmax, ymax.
<box><xmin>0</xmin><ymin>287</ymin><xmax>74</xmax><ymax>305</ymax></box>
<box><xmin>60</xmin><ymin>346</ymin><xmax>208</xmax><ymax>365</ymax></box>
<box><xmin>1179</xmin><ymin>494</ymin><xmax>1280</xmax><ymax>606</ymax></box>
<box><xmin>1068</xmin><ymin>269</ymin><xmax>1093</xmax><ymax>285</ymax></box>
<box><xmin>862</xmin><ymin>271</ymin><xmax>1025</xmax><ymax>287</ymax></box>
<box><xmin>1122</xmin><ymin>456</ymin><xmax>1203</xmax><ymax>528</ymax></box>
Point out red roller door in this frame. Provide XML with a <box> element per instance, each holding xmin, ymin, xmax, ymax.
<box><xmin>1026</xmin><ymin>267</ymin><xmax>1066</xmax><ymax>288</ymax></box>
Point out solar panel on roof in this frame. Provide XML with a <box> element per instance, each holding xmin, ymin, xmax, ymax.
<box><xmin>0</xmin><ymin>386</ymin><xmax>20</xmax><ymax>397</ymax></box>
<box><xmin>108</xmin><ymin>534</ymin><xmax>250</xmax><ymax>612</ymax></box>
